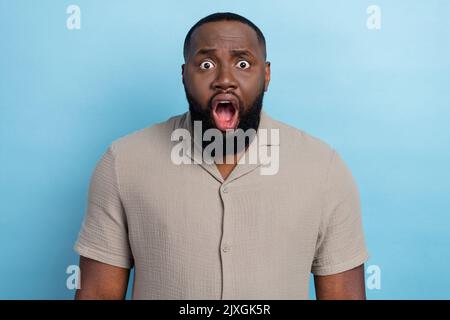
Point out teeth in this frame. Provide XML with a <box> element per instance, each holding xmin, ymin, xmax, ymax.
<box><xmin>219</xmin><ymin>101</ymin><xmax>230</xmax><ymax>104</ymax></box>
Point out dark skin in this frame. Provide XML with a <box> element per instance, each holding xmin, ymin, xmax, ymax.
<box><xmin>314</xmin><ymin>265</ymin><xmax>366</xmax><ymax>299</ymax></box>
<box><xmin>75</xmin><ymin>256</ymin><xmax>130</xmax><ymax>299</ymax></box>
<box><xmin>182</xmin><ymin>21</ymin><xmax>270</xmax><ymax>180</ymax></box>
<box><xmin>75</xmin><ymin>20</ymin><xmax>366</xmax><ymax>300</ymax></box>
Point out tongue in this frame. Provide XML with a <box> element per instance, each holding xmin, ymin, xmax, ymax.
<box><xmin>216</xmin><ymin>103</ymin><xmax>234</xmax><ymax>121</ymax></box>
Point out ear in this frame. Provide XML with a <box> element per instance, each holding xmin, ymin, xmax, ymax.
<box><xmin>181</xmin><ymin>64</ymin><xmax>185</xmax><ymax>85</ymax></box>
<box><xmin>264</xmin><ymin>61</ymin><xmax>271</xmax><ymax>92</ymax></box>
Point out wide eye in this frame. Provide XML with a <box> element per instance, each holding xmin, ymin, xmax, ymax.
<box><xmin>200</xmin><ymin>60</ymin><xmax>215</xmax><ymax>70</ymax></box>
<box><xmin>236</xmin><ymin>60</ymin><xmax>250</xmax><ymax>69</ymax></box>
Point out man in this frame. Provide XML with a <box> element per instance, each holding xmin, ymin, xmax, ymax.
<box><xmin>74</xmin><ymin>12</ymin><xmax>369</xmax><ymax>300</ymax></box>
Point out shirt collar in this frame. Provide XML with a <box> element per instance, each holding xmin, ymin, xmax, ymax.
<box><xmin>176</xmin><ymin>109</ymin><xmax>279</xmax><ymax>183</ymax></box>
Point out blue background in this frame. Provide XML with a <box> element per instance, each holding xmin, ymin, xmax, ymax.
<box><xmin>1</xmin><ymin>0</ymin><xmax>449</xmax><ymax>299</ymax></box>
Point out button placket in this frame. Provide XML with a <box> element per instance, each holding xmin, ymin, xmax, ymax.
<box><xmin>222</xmin><ymin>243</ymin><xmax>231</xmax><ymax>253</ymax></box>
<box><xmin>219</xmin><ymin>183</ymin><xmax>234</xmax><ymax>299</ymax></box>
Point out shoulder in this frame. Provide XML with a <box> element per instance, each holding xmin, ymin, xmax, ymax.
<box><xmin>264</xmin><ymin>111</ymin><xmax>336</xmax><ymax>164</ymax></box>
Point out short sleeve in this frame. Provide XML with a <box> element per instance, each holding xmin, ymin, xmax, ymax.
<box><xmin>311</xmin><ymin>150</ymin><xmax>369</xmax><ymax>276</ymax></box>
<box><xmin>74</xmin><ymin>145</ymin><xmax>134</xmax><ymax>269</ymax></box>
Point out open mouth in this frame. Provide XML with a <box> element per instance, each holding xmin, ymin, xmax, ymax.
<box><xmin>211</xmin><ymin>94</ymin><xmax>239</xmax><ymax>131</ymax></box>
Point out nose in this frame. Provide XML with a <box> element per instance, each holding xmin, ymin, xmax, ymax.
<box><xmin>211</xmin><ymin>65</ymin><xmax>238</xmax><ymax>91</ymax></box>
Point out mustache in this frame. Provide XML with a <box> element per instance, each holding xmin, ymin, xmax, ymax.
<box><xmin>207</xmin><ymin>92</ymin><xmax>243</xmax><ymax>112</ymax></box>
<box><xmin>183</xmin><ymin>85</ymin><xmax>265</xmax><ymax>134</ymax></box>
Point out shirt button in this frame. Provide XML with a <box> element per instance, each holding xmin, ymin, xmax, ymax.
<box><xmin>222</xmin><ymin>186</ymin><xmax>228</xmax><ymax>193</ymax></box>
<box><xmin>222</xmin><ymin>244</ymin><xmax>231</xmax><ymax>253</ymax></box>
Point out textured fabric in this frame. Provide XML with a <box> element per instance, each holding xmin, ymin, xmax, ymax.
<box><xmin>74</xmin><ymin>110</ymin><xmax>369</xmax><ymax>299</ymax></box>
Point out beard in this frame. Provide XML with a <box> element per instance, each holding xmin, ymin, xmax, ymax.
<box><xmin>184</xmin><ymin>87</ymin><xmax>265</xmax><ymax>156</ymax></box>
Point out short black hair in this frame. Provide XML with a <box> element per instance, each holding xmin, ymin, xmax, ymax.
<box><xmin>183</xmin><ymin>12</ymin><xmax>266</xmax><ymax>61</ymax></box>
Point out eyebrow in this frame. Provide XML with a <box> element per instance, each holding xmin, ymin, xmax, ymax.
<box><xmin>194</xmin><ymin>47</ymin><xmax>255</xmax><ymax>59</ymax></box>
<box><xmin>194</xmin><ymin>48</ymin><xmax>216</xmax><ymax>56</ymax></box>
<box><xmin>230</xmin><ymin>49</ymin><xmax>255</xmax><ymax>59</ymax></box>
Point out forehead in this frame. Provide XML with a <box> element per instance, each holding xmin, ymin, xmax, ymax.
<box><xmin>188</xmin><ymin>20</ymin><xmax>263</xmax><ymax>58</ymax></box>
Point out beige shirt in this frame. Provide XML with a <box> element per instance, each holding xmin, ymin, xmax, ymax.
<box><xmin>74</xmin><ymin>110</ymin><xmax>369</xmax><ymax>299</ymax></box>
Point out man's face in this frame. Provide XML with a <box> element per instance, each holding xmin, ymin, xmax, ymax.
<box><xmin>182</xmin><ymin>20</ymin><xmax>271</xmax><ymax>144</ymax></box>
